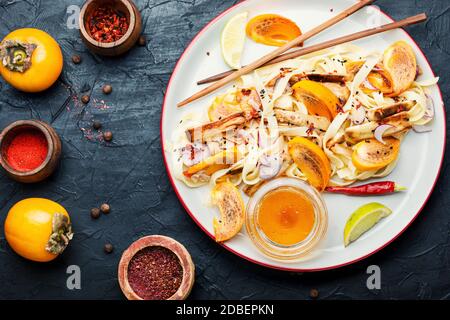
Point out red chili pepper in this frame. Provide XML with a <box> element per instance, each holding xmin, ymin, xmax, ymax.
<box><xmin>325</xmin><ymin>181</ymin><xmax>406</xmax><ymax>196</ymax></box>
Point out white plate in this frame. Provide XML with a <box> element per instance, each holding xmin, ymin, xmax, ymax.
<box><xmin>161</xmin><ymin>0</ymin><xmax>446</xmax><ymax>271</ymax></box>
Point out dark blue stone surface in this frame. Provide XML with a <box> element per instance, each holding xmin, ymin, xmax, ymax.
<box><xmin>0</xmin><ymin>0</ymin><xmax>449</xmax><ymax>299</ymax></box>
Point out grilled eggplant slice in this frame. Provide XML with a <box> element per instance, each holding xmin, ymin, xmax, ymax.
<box><xmin>367</xmin><ymin>101</ymin><xmax>414</xmax><ymax>121</ymax></box>
<box><xmin>275</xmin><ymin>109</ymin><xmax>331</xmax><ymax>131</ymax></box>
<box><xmin>289</xmin><ymin>73</ymin><xmax>347</xmax><ymax>85</ymax></box>
<box><xmin>186</xmin><ymin>112</ymin><xmax>246</xmax><ymax>142</ymax></box>
<box><xmin>345</xmin><ymin>111</ymin><xmax>412</xmax><ymax>143</ymax></box>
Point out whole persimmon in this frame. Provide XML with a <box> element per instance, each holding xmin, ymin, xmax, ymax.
<box><xmin>4</xmin><ymin>198</ymin><xmax>73</xmax><ymax>262</ymax></box>
<box><xmin>0</xmin><ymin>28</ymin><xmax>63</xmax><ymax>92</ymax></box>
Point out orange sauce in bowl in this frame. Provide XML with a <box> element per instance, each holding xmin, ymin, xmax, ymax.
<box><xmin>257</xmin><ymin>187</ymin><xmax>315</xmax><ymax>246</ymax></box>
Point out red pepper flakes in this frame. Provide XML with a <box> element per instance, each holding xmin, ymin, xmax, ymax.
<box><xmin>88</xmin><ymin>6</ymin><xmax>129</xmax><ymax>43</ymax></box>
<box><xmin>5</xmin><ymin>129</ymin><xmax>48</xmax><ymax>172</ymax></box>
<box><xmin>127</xmin><ymin>246</ymin><xmax>183</xmax><ymax>300</ymax></box>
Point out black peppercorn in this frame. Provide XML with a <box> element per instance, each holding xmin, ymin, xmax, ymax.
<box><xmin>102</xmin><ymin>84</ymin><xmax>112</xmax><ymax>94</ymax></box>
<box><xmin>104</xmin><ymin>243</ymin><xmax>114</xmax><ymax>254</ymax></box>
<box><xmin>93</xmin><ymin>121</ymin><xmax>102</xmax><ymax>130</ymax></box>
<box><xmin>100</xmin><ymin>203</ymin><xmax>110</xmax><ymax>214</ymax></box>
<box><xmin>81</xmin><ymin>95</ymin><xmax>90</xmax><ymax>104</ymax></box>
<box><xmin>103</xmin><ymin>131</ymin><xmax>113</xmax><ymax>142</ymax></box>
<box><xmin>72</xmin><ymin>54</ymin><xmax>82</xmax><ymax>64</ymax></box>
<box><xmin>138</xmin><ymin>35</ymin><xmax>147</xmax><ymax>46</ymax></box>
<box><xmin>309</xmin><ymin>288</ymin><xmax>319</xmax><ymax>299</ymax></box>
<box><xmin>90</xmin><ymin>208</ymin><xmax>101</xmax><ymax>219</ymax></box>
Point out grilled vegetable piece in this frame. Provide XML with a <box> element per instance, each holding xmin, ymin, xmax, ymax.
<box><xmin>236</xmin><ymin>88</ymin><xmax>262</xmax><ymax>120</ymax></box>
<box><xmin>346</xmin><ymin>61</ymin><xmax>365</xmax><ymax>81</ymax></box>
<box><xmin>383</xmin><ymin>41</ymin><xmax>417</xmax><ymax>96</ymax></box>
<box><xmin>186</xmin><ymin>112</ymin><xmax>246</xmax><ymax>142</ymax></box>
<box><xmin>274</xmin><ymin>109</ymin><xmax>331</xmax><ymax>131</ymax></box>
<box><xmin>242</xmin><ymin>181</ymin><xmax>266</xmax><ymax>197</ymax></box>
<box><xmin>246</xmin><ymin>14</ymin><xmax>302</xmax><ymax>47</ymax></box>
<box><xmin>211</xmin><ymin>182</ymin><xmax>245</xmax><ymax>242</ymax></box>
<box><xmin>288</xmin><ymin>137</ymin><xmax>331</xmax><ymax>191</ymax></box>
<box><xmin>367</xmin><ymin>101</ymin><xmax>414</xmax><ymax>121</ymax></box>
<box><xmin>208</xmin><ymin>88</ymin><xmax>261</xmax><ymax>122</ymax></box>
<box><xmin>183</xmin><ymin>148</ymin><xmax>240</xmax><ymax>177</ymax></box>
<box><xmin>289</xmin><ymin>73</ymin><xmax>348</xmax><ymax>86</ymax></box>
<box><xmin>352</xmin><ymin>137</ymin><xmax>400</xmax><ymax>171</ymax></box>
<box><xmin>208</xmin><ymin>93</ymin><xmax>243</xmax><ymax>122</ymax></box>
<box><xmin>347</xmin><ymin>61</ymin><xmax>395</xmax><ymax>94</ymax></box>
<box><xmin>321</xmin><ymin>82</ymin><xmax>350</xmax><ymax>107</ymax></box>
<box><xmin>363</xmin><ymin>68</ymin><xmax>394</xmax><ymax>94</ymax></box>
<box><xmin>292</xmin><ymin>80</ymin><xmax>341</xmax><ymax>121</ymax></box>
<box><xmin>345</xmin><ymin>111</ymin><xmax>412</xmax><ymax>143</ymax></box>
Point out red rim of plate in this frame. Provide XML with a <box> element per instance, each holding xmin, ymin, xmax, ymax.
<box><xmin>160</xmin><ymin>0</ymin><xmax>446</xmax><ymax>272</ymax></box>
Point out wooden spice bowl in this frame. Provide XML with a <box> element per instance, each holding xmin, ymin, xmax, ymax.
<box><xmin>118</xmin><ymin>235</ymin><xmax>195</xmax><ymax>300</ymax></box>
<box><xmin>0</xmin><ymin>120</ymin><xmax>61</xmax><ymax>183</ymax></box>
<box><xmin>79</xmin><ymin>0</ymin><xmax>142</xmax><ymax>56</ymax></box>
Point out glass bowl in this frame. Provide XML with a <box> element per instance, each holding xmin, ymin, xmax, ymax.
<box><xmin>245</xmin><ymin>177</ymin><xmax>328</xmax><ymax>261</ymax></box>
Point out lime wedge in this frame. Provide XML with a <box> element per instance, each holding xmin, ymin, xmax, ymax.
<box><xmin>344</xmin><ymin>202</ymin><xmax>392</xmax><ymax>247</ymax></box>
<box><xmin>221</xmin><ymin>12</ymin><xmax>248</xmax><ymax>69</ymax></box>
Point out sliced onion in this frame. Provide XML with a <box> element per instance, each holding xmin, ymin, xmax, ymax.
<box><xmin>258</xmin><ymin>130</ymin><xmax>269</xmax><ymax>148</ymax></box>
<box><xmin>181</xmin><ymin>143</ymin><xmax>210</xmax><ymax>166</ymax></box>
<box><xmin>424</xmin><ymin>94</ymin><xmax>435</xmax><ymax>120</ymax></box>
<box><xmin>413</xmin><ymin>125</ymin><xmax>432</xmax><ymax>133</ymax></box>
<box><xmin>350</xmin><ymin>106</ymin><xmax>366</xmax><ymax>125</ymax></box>
<box><xmin>259</xmin><ymin>154</ymin><xmax>282</xmax><ymax>180</ymax></box>
<box><xmin>374</xmin><ymin>124</ymin><xmax>393</xmax><ymax>144</ymax></box>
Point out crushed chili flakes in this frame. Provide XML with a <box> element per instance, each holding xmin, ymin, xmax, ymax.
<box><xmin>306</xmin><ymin>123</ymin><xmax>315</xmax><ymax>136</ymax></box>
<box><xmin>127</xmin><ymin>246</ymin><xmax>183</xmax><ymax>300</ymax></box>
<box><xmin>88</xmin><ymin>6</ymin><xmax>129</xmax><ymax>43</ymax></box>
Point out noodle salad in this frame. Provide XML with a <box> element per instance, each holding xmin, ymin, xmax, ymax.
<box><xmin>169</xmin><ymin>42</ymin><xmax>438</xmax><ymax>195</ymax></box>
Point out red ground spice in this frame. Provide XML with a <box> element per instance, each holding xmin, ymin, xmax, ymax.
<box><xmin>88</xmin><ymin>6</ymin><xmax>129</xmax><ymax>43</ymax></box>
<box><xmin>127</xmin><ymin>246</ymin><xmax>183</xmax><ymax>300</ymax></box>
<box><xmin>5</xmin><ymin>129</ymin><xmax>48</xmax><ymax>172</ymax></box>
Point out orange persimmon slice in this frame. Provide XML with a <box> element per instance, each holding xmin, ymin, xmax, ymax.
<box><xmin>246</xmin><ymin>14</ymin><xmax>302</xmax><ymax>47</ymax></box>
<box><xmin>383</xmin><ymin>41</ymin><xmax>417</xmax><ymax>97</ymax></box>
<box><xmin>352</xmin><ymin>137</ymin><xmax>400</xmax><ymax>171</ymax></box>
<box><xmin>211</xmin><ymin>182</ymin><xmax>245</xmax><ymax>242</ymax></box>
<box><xmin>292</xmin><ymin>80</ymin><xmax>341</xmax><ymax>121</ymax></box>
<box><xmin>288</xmin><ymin>137</ymin><xmax>331</xmax><ymax>191</ymax></box>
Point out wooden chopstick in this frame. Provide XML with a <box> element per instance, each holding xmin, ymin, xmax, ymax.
<box><xmin>177</xmin><ymin>0</ymin><xmax>376</xmax><ymax>107</ymax></box>
<box><xmin>197</xmin><ymin>13</ymin><xmax>428</xmax><ymax>85</ymax></box>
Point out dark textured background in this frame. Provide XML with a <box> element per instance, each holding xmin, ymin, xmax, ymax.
<box><xmin>0</xmin><ymin>0</ymin><xmax>449</xmax><ymax>300</ymax></box>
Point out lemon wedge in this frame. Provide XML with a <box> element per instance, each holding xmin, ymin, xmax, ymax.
<box><xmin>344</xmin><ymin>202</ymin><xmax>392</xmax><ymax>247</ymax></box>
<box><xmin>221</xmin><ymin>12</ymin><xmax>248</xmax><ymax>69</ymax></box>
